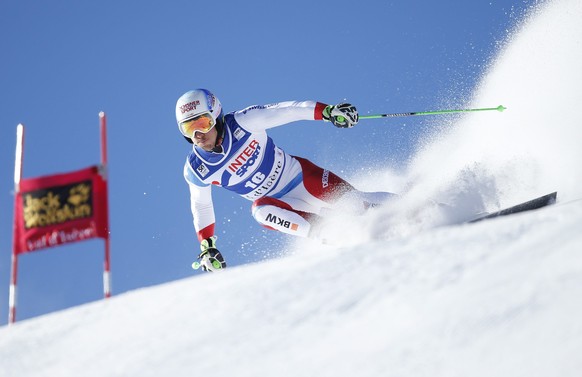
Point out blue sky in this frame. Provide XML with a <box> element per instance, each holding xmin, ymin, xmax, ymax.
<box><xmin>0</xmin><ymin>0</ymin><xmax>534</xmax><ymax>323</ymax></box>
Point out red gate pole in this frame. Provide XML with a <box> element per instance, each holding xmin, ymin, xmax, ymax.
<box><xmin>99</xmin><ymin>112</ymin><xmax>112</xmax><ymax>299</ymax></box>
<box><xmin>9</xmin><ymin>124</ymin><xmax>25</xmax><ymax>324</ymax></box>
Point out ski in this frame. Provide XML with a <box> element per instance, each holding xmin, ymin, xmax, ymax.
<box><xmin>468</xmin><ymin>192</ymin><xmax>557</xmax><ymax>223</ymax></box>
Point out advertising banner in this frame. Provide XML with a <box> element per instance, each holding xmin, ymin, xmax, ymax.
<box><xmin>13</xmin><ymin>165</ymin><xmax>109</xmax><ymax>254</ymax></box>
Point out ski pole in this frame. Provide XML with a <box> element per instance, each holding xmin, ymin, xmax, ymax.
<box><xmin>359</xmin><ymin>105</ymin><xmax>506</xmax><ymax>120</ymax></box>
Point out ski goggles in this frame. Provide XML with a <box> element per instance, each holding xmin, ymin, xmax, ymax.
<box><xmin>178</xmin><ymin>112</ymin><xmax>215</xmax><ymax>137</ymax></box>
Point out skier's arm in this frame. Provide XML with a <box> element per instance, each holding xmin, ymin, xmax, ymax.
<box><xmin>234</xmin><ymin>100</ymin><xmax>359</xmax><ymax>131</ymax></box>
<box><xmin>233</xmin><ymin>101</ymin><xmax>329</xmax><ymax>132</ymax></box>
<box><xmin>184</xmin><ymin>169</ymin><xmax>227</xmax><ymax>272</ymax></box>
<box><xmin>188</xmin><ymin>183</ymin><xmax>215</xmax><ymax>241</ymax></box>
<box><xmin>184</xmin><ymin>164</ymin><xmax>215</xmax><ymax>241</ymax></box>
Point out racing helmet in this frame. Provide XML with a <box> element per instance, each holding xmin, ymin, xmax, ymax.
<box><xmin>175</xmin><ymin>89</ymin><xmax>224</xmax><ymax>144</ymax></box>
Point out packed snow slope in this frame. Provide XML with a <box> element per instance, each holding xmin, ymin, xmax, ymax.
<box><xmin>1</xmin><ymin>201</ymin><xmax>581</xmax><ymax>377</ymax></box>
<box><xmin>2</xmin><ymin>0</ymin><xmax>582</xmax><ymax>376</ymax></box>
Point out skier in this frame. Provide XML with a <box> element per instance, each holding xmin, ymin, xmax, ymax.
<box><xmin>177</xmin><ymin>89</ymin><xmax>396</xmax><ymax>272</ymax></box>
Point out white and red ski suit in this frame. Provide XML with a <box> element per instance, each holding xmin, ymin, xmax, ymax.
<box><xmin>184</xmin><ymin>100</ymin><xmax>394</xmax><ymax>241</ymax></box>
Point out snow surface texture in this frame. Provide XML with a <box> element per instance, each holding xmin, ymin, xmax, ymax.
<box><xmin>2</xmin><ymin>0</ymin><xmax>582</xmax><ymax>376</ymax></box>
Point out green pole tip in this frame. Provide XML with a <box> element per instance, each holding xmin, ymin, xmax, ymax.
<box><xmin>497</xmin><ymin>105</ymin><xmax>507</xmax><ymax>112</ymax></box>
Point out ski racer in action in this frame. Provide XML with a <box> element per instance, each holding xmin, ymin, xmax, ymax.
<box><xmin>177</xmin><ymin>89</ymin><xmax>396</xmax><ymax>272</ymax></box>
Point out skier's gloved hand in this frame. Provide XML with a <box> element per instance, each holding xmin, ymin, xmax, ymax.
<box><xmin>194</xmin><ymin>236</ymin><xmax>227</xmax><ymax>272</ymax></box>
<box><xmin>322</xmin><ymin>103</ymin><xmax>359</xmax><ymax>128</ymax></box>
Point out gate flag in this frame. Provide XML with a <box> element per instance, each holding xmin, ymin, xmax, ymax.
<box><xmin>13</xmin><ymin>165</ymin><xmax>109</xmax><ymax>254</ymax></box>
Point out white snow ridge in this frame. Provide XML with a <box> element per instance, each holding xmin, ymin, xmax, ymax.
<box><xmin>2</xmin><ymin>0</ymin><xmax>582</xmax><ymax>376</ymax></box>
